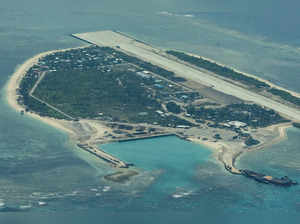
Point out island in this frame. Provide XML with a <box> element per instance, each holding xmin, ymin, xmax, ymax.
<box><xmin>6</xmin><ymin>30</ymin><xmax>300</xmax><ymax>186</ymax></box>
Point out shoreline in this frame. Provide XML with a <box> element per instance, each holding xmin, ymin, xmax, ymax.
<box><xmin>188</xmin><ymin>122</ymin><xmax>291</xmax><ymax>173</ymax></box>
<box><xmin>5</xmin><ymin>46</ymin><xmax>90</xmax><ymax>136</ymax></box>
<box><xmin>185</xmin><ymin>52</ymin><xmax>300</xmax><ymax>98</ymax></box>
<box><xmin>4</xmin><ymin>44</ymin><xmax>294</xmax><ymax>175</ymax></box>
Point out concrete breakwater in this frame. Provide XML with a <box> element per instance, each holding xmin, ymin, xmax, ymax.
<box><xmin>77</xmin><ymin>143</ymin><xmax>129</xmax><ymax>168</ymax></box>
<box><xmin>117</xmin><ymin>133</ymin><xmax>179</xmax><ymax>142</ymax></box>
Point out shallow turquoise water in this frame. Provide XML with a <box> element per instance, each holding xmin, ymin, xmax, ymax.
<box><xmin>1</xmin><ymin>0</ymin><xmax>300</xmax><ymax>222</ymax></box>
<box><xmin>101</xmin><ymin>136</ymin><xmax>211</xmax><ymax>194</ymax></box>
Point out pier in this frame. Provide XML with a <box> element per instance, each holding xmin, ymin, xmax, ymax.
<box><xmin>117</xmin><ymin>133</ymin><xmax>176</xmax><ymax>142</ymax></box>
<box><xmin>77</xmin><ymin>143</ymin><xmax>129</xmax><ymax>168</ymax></box>
<box><xmin>240</xmin><ymin>169</ymin><xmax>298</xmax><ymax>187</ymax></box>
<box><xmin>224</xmin><ymin>164</ymin><xmax>297</xmax><ymax>187</ymax></box>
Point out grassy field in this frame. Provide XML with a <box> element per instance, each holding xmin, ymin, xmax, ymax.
<box><xmin>34</xmin><ymin>69</ymin><xmax>160</xmax><ymax>119</ymax></box>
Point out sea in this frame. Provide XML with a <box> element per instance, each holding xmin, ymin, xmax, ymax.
<box><xmin>0</xmin><ymin>0</ymin><xmax>300</xmax><ymax>223</ymax></box>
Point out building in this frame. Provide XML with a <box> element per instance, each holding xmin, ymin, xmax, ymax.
<box><xmin>227</xmin><ymin>121</ymin><xmax>247</xmax><ymax>128</ymax></box>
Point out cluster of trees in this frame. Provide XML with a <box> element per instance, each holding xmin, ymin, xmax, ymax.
<box><xmin>18</xmin><ymin>67</ymin><xmax>69</xmax><ymax>119</ymax></box>
<box><xmin>33</xmin><ymin>66</ymin><xmax>192</xmax><ymax>127</ymax></box>
<box><xmin>167</xmin><ymin>50</ymin><xmax>270</xmax><ymax>89</ymax></box>
<box><xmin>292</xmin><ymin>122</ymin><xmax>300</xmax><ymax>129</ymax></box>
<box><xmin>186</xmin><ymin>103</ymin><xmax>288</xmax><ymax>128</ymax></box>
<box><xmin>245</xmin><ymin>136</ymin><xmax>260</xmax><ymax>146</ymax></box>
<box><xmin>19</xmin><ymin>46</ymin><xmax>191</xmax><ymax>125</ymax></box>
<box><xmin>166</xmin><ymin>101</ymin><xmax>181</xmax><ymax>114</ymax></box>
<box><xmin>101</xmin><ymin>47</ymin><xmax>186</xmax><ymax>82</ymax></box>
<box><xmin>268</xmin><ymin>88</ymin><xmax>300</xmax><ymax>106</ymax></box>
<box><xmin>34</xmin><ymin>69</ymin><xmax>162</xmax><ymax>119</ymax></box>
<box><xmin>43</xmin><ymin>46</ymin><xmax>122</xmax><ymax>72</ymax></box>
<box><xmin>167</xmin><ymin>50</ymin><xmax>300</xmax><ymax>107</ymax></box>
<box><xmin>18</xmin><ymin>67</ymin><xmax>39</xmax><ymax>97</ymax></box>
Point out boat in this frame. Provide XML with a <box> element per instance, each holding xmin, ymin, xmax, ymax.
<box><xmin>241</xmin><ymin>169</ymin><xmax>298</xmax><ymax>186</ymax></box>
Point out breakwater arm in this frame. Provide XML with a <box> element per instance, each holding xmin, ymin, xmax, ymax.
<box><xmin>77</xmin><ymin>143</ymin><xmax>129</xmax><ymax>168</ymax></box>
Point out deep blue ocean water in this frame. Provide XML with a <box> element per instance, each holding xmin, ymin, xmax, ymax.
<box><xmin>0</xmin><ymin>0</ymin><xmax>300</xmax><ymax>223</ymax></box>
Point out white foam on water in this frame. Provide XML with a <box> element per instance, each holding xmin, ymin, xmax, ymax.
<box><xmin>38</xmin><ymin>201</ymin><xmax>47</xmax><ymax>206</ymax></box>
<box><xmin>19</xmin><ymin>204</ymin><xmax>32</xmax><ymax>210</ymax></box>
<box><xmin>0</xmin><ymin>199</ymin><xmax>5</xmax><ymax>207</ymax></box>
<box><xmin>102</xmin><ymin>186</ymin><xmax>111</xmax><ymax>192</ymax></box>
<box><xmin>90</xmin><ymin>188</ymin><xmax>98</xmax><ymax>192</ymax></box>
<box><xmin>172</xmin><ymin>194</ymin><xmax>184</xmax><ymax>198</ymax></box>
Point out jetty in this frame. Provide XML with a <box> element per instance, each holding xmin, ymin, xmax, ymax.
<box><xmin>224</xmin><ymin>163</ymin><xmax>297</xmax><ymax>187</ymax></box>
<box><xmin>117</xmin><ymin>133</ymin><xmax>176</xmax><ymax>142</ymax></box>
<box><xmin>77</xmin><ymin>143</ymin><xmax>129</xmax><ymax>168</ymax></box>
<box><xmin>240</xmin><ymin>169</ymin><xmax>298</xmax><ymax>187</ymax></box>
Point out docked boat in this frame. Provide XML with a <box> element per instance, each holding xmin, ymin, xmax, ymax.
<box><xmin>241</xmin><ymin>169</ymin><xmax>298</xmax><ymax>186</ymax></box>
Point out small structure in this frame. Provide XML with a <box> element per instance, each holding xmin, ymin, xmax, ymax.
<box><xmin>176</xmin><ymin>125</ymin><xmax>190</xmax><ymax>129</ymax></box>
<box><xmin>227</xmin><ymin>121</ymin><xmax>247</xmax><ymax>128</ymax></box>
<box><xmin>154</xmin><ymin>84</ymin><xmax>164</xmax><ymax>88</ymax></box>
<box><xmin>156</xmin><ymin>110</ymin><xmax>164</xmax><ymax>115</ymax></box>
<box><xmin>136</xmin><ymin>71</ymin><xmax>151</xmax><ymax>79</ymax></box>
<box><xmin>138</xmin><ymin>112</ymin><xmax>148</xmax><ymax>116</ymax></box>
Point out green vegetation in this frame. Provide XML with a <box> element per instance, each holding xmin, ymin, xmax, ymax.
<box><xmin>166</xmin><ymin>101</ymin><xmax>181</xmax><ymax>114</ymax></box>
<box><xmin>167</xmin><ymin>50</ymin><xmax>300</xmax><ymax>107</ymax></box>
<box><xmin>213</xmin><ymin>133</ymin><xmax>222</xmax><ymax>140</ymax></box>
<box><xmin>18</xmin><ymin>67</ymin><xmax>70</xmax><ymax>119</ymax></box>
<box><xmin>18</xmin><ymin>46</ymin><xmax>192</xmax><ymax>127</ymax></box>
<box><xmin>19</xmin><ymin>45</ymin><xmax>293</xmax><ymax>130</ymax></box>
<box><xmin>102</xmin><ymin>47</ymin><xmax>187</xmax><ymax>82</ymax></box>
<box><xmin>167</xmin><ymin>50</ymin><xmax>270</xmax><ymax>88</ymax></box>
<box><xmin>292</xmin><ymin>122</ymin><xmax>300</xmax><ymax>129</ymax></box>
<box><xmin>34</xmin><ymin>69</ymin><xmax>161</xmax><ymax>119</ymax></box>
<box><xmin>186</xmin><ymin>103</ymin><xmax>288</xmax><ymax>128</ymax></box>
<box><xmin>33</xmin><ymin>67</ymin><xmax>192</xmax><ymax>127</ymax></box>
<box><xmin>268</xmin><ymin>88</ymin><xmax>300</xmax><ymax>106</ymax></box>
<box><xmin>245</xmin><ymin>137</ymin><xmax>260</xmax><ymax>146</ymax></box>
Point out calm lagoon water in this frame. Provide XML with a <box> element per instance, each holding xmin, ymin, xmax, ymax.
<box><xmin>101</xmin><ymin>136</ymin><xmax>212</xmax><ymax>194</ymax></box>
<box><xmin>1</xmin><ymin>0</ymin><xmax>300</xmax><ymax>223</ymax></box>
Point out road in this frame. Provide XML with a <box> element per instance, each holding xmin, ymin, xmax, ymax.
<box><xmin>29</xmin><ymin>72</ymin><xmax>75</xmax><ymax>120</ymax></box>
<box><xmin>73</xmin><ymin>31</ymin><xmax>300</xmax><ymax>121</ymax></box>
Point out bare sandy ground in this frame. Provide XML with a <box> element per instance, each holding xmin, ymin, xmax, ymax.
<box><xmin>188</xmin><ymin>122</ymin><xmax>291</xmax><ymax>173</ymax></box>
<box><xmin>253</xmin><ymin>123</ymin><xmax>291</xmax><ymax>150</ymax></box>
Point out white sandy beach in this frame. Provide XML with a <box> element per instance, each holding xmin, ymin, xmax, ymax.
<box><xmin>5</xmin><ymin>45</ymin><xmax>115</xmax><ymax>150</ymax></box>
<box><xmin>5</xmin><ymin>46</ymin><xmax>89</xmax><ymax>136</ymax></box>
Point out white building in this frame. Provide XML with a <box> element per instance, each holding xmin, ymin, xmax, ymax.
<box><xmin>227</xmin><ymin>121</ymin><xmax>247</xmax><ymax>128</ymax></box>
